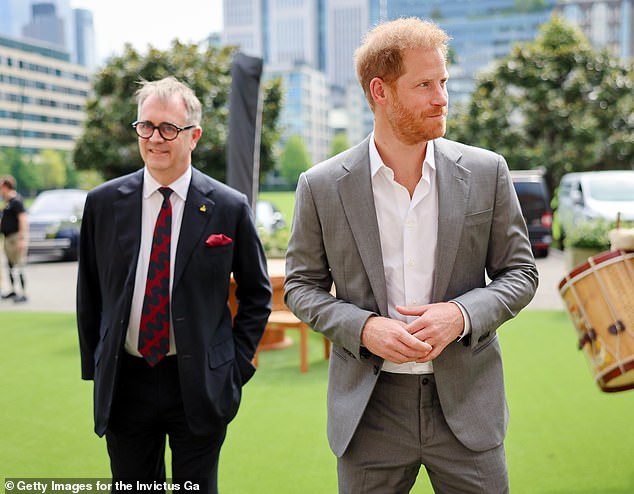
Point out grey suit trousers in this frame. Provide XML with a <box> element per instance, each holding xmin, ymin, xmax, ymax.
<box><xmin>337</xmin><ymin>372</ymin><xmax>510</xmax><ymax>494</ymax></box>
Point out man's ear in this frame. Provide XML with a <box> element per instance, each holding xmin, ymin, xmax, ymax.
<box><xmin>190</xmin><ymin>126</ymin><xmax>203</xmax><ymax>149</ymax></box>
<box><xmin>369</xmin><ymin>77</ymin><xmax>388</xmax><ymax>107</ymax></box>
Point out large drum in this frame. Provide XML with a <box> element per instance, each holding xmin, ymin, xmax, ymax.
<box><xmin>559</xmin><ymin>250</ymin><xmax>634</xmax><ymax>392</ymax></box>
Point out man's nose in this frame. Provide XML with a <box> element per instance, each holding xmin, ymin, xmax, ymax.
<box><xmin>148</xmin><ymin>128</ymin><xmax>165</xmax><ymax>142</ymax></box>
<box><xmin>433</xmin><ymin>85</ymin><xmax>448</xmax><ymax>106</ymax></box>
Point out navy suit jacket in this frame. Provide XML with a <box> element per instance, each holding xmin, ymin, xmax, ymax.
<box><xmin>77</xmin><ymin>168</ymin><xmax>272</xmax><ymax>437</ymax></box>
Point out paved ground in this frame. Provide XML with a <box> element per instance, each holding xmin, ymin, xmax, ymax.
<box><xmin>0</xmin><ymin>251</ymin><xmax>566</xmax><ymax>313</ymax></box>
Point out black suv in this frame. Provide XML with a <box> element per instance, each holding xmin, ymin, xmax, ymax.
<box><xmin>510</xmin><ymin>170</ymin><xmax>552</xmax><ymax>258</ymax></box>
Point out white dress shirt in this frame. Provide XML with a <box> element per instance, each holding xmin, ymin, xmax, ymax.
<box><xmin>370</xmin><ymin>135</ymin><xmax>439</xmax><ymax>374</ymax></box>
<box><xmin>370</xmin><ymin>133</ymin><xmax>471</xmax><ymax>374</ymax></box>
<box><xmin>125</xmin><ymin>166</ymin><xmax>192</xmax><ymax>356</ymax></box>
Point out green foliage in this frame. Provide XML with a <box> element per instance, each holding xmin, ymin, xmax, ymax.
<box><xmin>0</xmin><ymin>148</ymin><xmax>40</xmax><ymax>195</ymax></box>
<box><xmin>73</xmin><ymin>41</ymin><xmax>282</xmax><ymax>182</ymax></box>
<box><xmin>329</xmin><ymin>132</ymin><xmax>350</xmax><ymax>157</ymax></box>
<box><xmin>258</xmin><ymin>227</ymin><xmax>290</xmax><ymax>258</ymax></box>
<box><xmin>563</xmin><ymin>218</ymin><xmax>634</xmax><ymax>249</ymax></box>
<box><xmin>448</xmin><ymin>15</ymin><xmax>634</xmax><ymax>193</ymax></box>
<box><xmin>278</xmin><ymin>135</ymin><xmax>311</xmax><ymax>186</ymax></box>
<box><xmin>257</xmin><ymin>191</ymin><xmax>295</xmax><ymax>256</ymax></box>
<box><xmin>1</xmin><ymin>148</ymin><xmax>81</xmax><ymax>192</ymax></box>
<box><xmin>260</xmin><ymin>77</ymin><xmax>283</xmax><ymax>179</ymax></box>
<box><xmin>36</xmin><ymin>149</ymin><xmax>68</xmax><ymax>189</ymax></box>
<box><xmin>76</xmin><ymin>169</ymin><xmax>105</xmax><ymax>190</ymax></box>
<box><xmin>0</xmin><ymin>151</ymin><xmax>11</xmax><ymax>177</ymax></box>
<box><xmin>563</xmin><ymin>219</ymin><xmax>613</xmax><ymax>249</ymax></box>
<box><xmin>513</xmin><ymin>0</ymin><xmax>546</xmax><ymax>13</ymax></box>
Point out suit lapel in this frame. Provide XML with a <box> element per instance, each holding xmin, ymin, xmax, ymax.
<box><xmin>174</xmin><ymin>168</ymin><xmax>215</xmax><ymax>289</ymax></box>
<box><xmin>337</xmin><ymin>140</ymin><xmax>389</xmax><ymax>316</ymax></box>
<box><xmin>433</xmin><ymin>139</ymin><xmax>470</xmax><ymax>302</ymax></box>
<box><xmin>114</xmin><ymin>170</ymin><xmax>143</xmax><ymax>273</ymax></box>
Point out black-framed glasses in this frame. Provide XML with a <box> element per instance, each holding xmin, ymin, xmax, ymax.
<box><xmin>131</xmin><ymin>120</ymin><xmax>195</xmax><ymax>141</ymax></box>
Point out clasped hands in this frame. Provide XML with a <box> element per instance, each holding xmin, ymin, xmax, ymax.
<box><xmin>360</xmin><ymin>302</ymin><xmax>464</xmax><ymax>364</ymax></box>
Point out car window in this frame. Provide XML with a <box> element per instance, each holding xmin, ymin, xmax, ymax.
<box><xmin>586</xmin><ymin>176</ymin><xmax>634</xmax><ymax>201</ymax></box>
<box><xmin>513</xmin><ymin>182</ymin><xmax>549</xmax><ymax>216</ymax></box>
<box><xmin>30</xmin><ymin>192</ymin><xmax>86</xmax><ymax>215</ymax></box>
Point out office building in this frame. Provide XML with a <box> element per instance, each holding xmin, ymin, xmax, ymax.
<box><xmin>0</xmin><ymin>0</ymin><xmax>96</xmax><ymax>68</ymax></box>
<box><xmin>74</xmin><ymin>8</ymin><xmax>96</xmax><ymax>70</ymax></box>
<box><xmin>222</xmin><ymin>0</ymin><xmax>264</xmax><ymax>57</ymax></box>
<box><xmin>557</xmin><ymin>0</ymin><xmax>634</xmax><ymax>59</ymax></box>
<box><xmin>267</xmin><ymin>0</ymin><xmax>321</xmax><ymax>67</ymax></box>
<box><xmin>21</xmin><ymin>2</ymin><xmax>66</xmax><ymax>49</ymax></box>
<box><xmin>383</xmin><ymin>0</ymin><xmax>557</xmax><ymax>103</ymax></box>
<box><xmin>325</xmin><ymin>0</ymin><xmax>370</xmax><ymax>90</ymax></box>
<box><xmin>0</xmin><ymin>34</ymin><xmax>91</xmax><ymax>154</ymax></box>
<box><xmin>265</xmin><ymin>62</ymin><xmax>330</xmax><ymax>163</ymax></box>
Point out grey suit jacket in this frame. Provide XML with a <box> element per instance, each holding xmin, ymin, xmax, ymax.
<box><xmin>284</xmin><ymin>136</ymin><xmax>538</xmax><ymax>457</ymax></box>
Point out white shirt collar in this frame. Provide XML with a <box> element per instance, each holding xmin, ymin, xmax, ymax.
<box><xmin>369</xmin><ymin>132</ymin><xmax>436</xmax><ymax>179</ymax></box>
<box><xmin>143</xmin><ymin>166</ymin><xmax>192</xmax><ymax>201</ymax></box>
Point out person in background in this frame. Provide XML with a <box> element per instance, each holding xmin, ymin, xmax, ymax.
<box><xmin>77</xmin><ymin>76</ymin><xmax>271</xmax><ymax>494</ymax></box>
<box><xmin>1</xmin><ymin>175</ymin><xmax>28</xmax><ymax>303</ymax></box>
<box><xmin>284</xmin><ymin>18</ymin><xmax>538</xmax><ymax>493</ymax></box>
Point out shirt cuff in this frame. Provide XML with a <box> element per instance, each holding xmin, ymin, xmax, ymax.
<box><xmin>450</xmin><ymin>301</ymin><xmax>471</xmax><ymax>340</ymax></box>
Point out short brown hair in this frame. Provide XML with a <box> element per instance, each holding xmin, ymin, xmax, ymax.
<box><xmin>0</xmin><ymin>175</ymin><xmax>16</xmax><ymax>190</ymax></box>
<box><xmin>354</xmin><ymin>17</ymin><xmax>450</xmax><ymax>110</ymax></box>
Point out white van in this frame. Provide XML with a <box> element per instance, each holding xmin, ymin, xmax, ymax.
<box><xmin>557</xmin><ymin>170</ymin><xmax>634</xmax><ymax>241</ymax></box>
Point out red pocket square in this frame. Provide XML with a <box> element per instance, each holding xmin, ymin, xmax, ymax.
<box><xmin>205</xmin><ymin>233</ymin><xmax>233</xmax><ymax>247</ymax></box>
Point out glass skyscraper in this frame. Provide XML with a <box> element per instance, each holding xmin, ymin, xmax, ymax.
<box><xmin>385</xmin><ymin>0</ymin><xmax>557</xmax><ymax>102</ymax></box>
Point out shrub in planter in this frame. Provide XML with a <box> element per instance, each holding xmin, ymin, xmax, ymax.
<box><xmin>563</xmin><ymin>219</ymin><xmax>613</xmax><ymax>251</ymax></box>
<box><xmin>563</xmin><ymin>219</ymin><xmax>634</xmax><ymax>269</ymax></box>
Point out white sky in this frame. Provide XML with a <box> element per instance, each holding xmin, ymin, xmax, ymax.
<box><xmin>70</xmin><ymin>0</ymin><xmax>223</xmax><ymax>65</ymax></box>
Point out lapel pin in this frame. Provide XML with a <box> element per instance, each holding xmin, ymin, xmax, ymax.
<box><xmin>199</xmin><ymin>204</ymin><xmax>207</xmax><ymax>213</ymax></box>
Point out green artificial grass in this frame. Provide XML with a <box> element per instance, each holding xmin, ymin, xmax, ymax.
<box><xmin>2</xmin><ymin>310</ymin><xmax>634</xmax><ymax>493</ymax></box>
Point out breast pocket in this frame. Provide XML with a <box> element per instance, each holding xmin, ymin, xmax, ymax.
<box><xmin>197</xmin><ymin>243</ymin><xmax>234</xmax><ymax>279</ymax></box>
<box><xmin>203</xmin><ymin>243</ymin><xmax>234</xmax><ymax>258</ymax></box>
<box><xmin>464</xmin><ymin>208</ymin><xmax>493</xmax><ymax>226</ymax></box>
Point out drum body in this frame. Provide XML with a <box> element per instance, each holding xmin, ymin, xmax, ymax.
<box><xmin>559</xmin><ymin>250</ymin><xmax>634</xmax><ymax>392</ymax></box>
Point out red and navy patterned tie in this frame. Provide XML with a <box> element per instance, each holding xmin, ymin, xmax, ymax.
<box><xmin>138</xmin><ymin>187</ymin><xmax>173</xmax><ymax>366</ymax></box>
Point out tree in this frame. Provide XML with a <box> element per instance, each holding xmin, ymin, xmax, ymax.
<box><xmin>448</xmin><ymin>16</ymin><xmax>634</xmax><ymax>193</ymax></box>
<box><xmin>329</xmin><ymin>132</ymin><xmax>350</xmax><ymax>157</ymax></box>
<box><xmin>73</xmin><ymin>41</ymin><xmax>282</xmax><ymax>183</ymax></box>
<box><xmin>278</xmin><ymin>135</ymin><xmax>311</xmax><ymax>186</ymax></box>
<box><xmin>0</xmin><ymin>147</ymin><xmax>40</xmax><ymax>195</ymax></box>
<box><xmin>37</xmin><ymin>149</ymin><xmax>68</xmax><ymax>190</ymax></box>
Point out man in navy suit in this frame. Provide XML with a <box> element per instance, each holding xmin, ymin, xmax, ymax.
<box><xmin>77</xmin><ymin>76</ymin><xmax>271</xmax><ymax>493</ymax></box>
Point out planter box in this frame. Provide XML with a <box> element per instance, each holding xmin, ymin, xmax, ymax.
<box><xmin>565</xmin><ymin>246</ymin><xmax>605</xmax><ymax>271</ymax></box>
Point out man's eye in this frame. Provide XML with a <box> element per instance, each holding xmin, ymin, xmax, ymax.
<box><xmin>160</xmin><ymin>124</ymin><xmax>177</xmax><ymax>134</ymax></box>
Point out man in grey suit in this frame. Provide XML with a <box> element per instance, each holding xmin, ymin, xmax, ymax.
<box><xmin>285</xmin><ymin>18</ymin><xmax>538</xmax><ymax>493</ymax></box>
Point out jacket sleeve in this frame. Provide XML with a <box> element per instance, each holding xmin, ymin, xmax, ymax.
<box><xmin>284</xmin><ymin>173</ymin><xmax>376</xmax><ymax>359</ymax></box>
<box><xmin>76</xmin><ymin>193</ymin><xmax>102</xmax><ymax>380</ymax></box>
<box><xmin>453</xmin><ymin>156</ymin><xmax>538</xmax><ymax>347</ymax></box>
<box><xmin>230</xmin><ymin>198</ymin><xmax>272</xmax><ymax>381</ymax></box>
